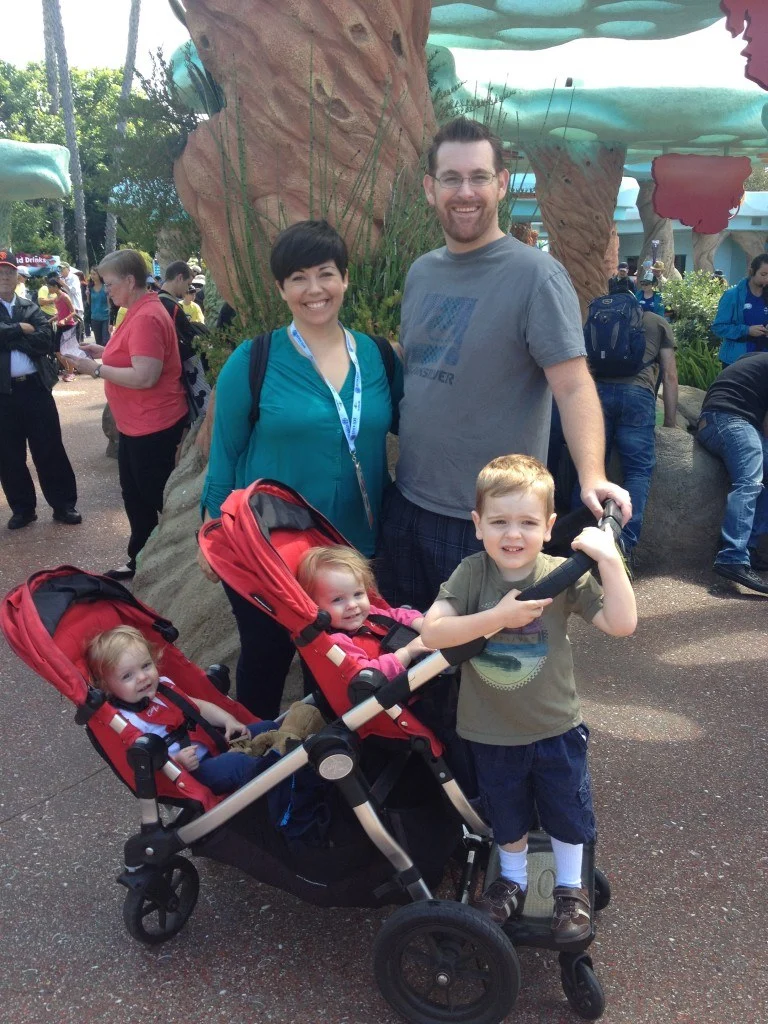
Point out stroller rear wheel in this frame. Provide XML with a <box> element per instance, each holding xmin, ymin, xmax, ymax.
<box><xmin>122</xmin><ymin>855</ymin><xmax>199</xmax><ymax>945</ymax></box>
<box><xmin>373</xmin><ymin>900</ymin><xmax>520</xmax><ymax>1024</ymax></box>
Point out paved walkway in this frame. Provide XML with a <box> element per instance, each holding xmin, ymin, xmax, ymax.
<box><xmin>1</xmin><ymin>379</ymin><xmax>766</xmax><ymax>1023</ymax></box>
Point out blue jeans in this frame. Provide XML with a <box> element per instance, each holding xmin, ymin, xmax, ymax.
<box><xmin>697</xmin><ymin>411</ymin><xmax>768</xmax><ymax>564</ymax></box>
<box><xmin>192</xmin><ymin>721</ymin><xmax>277</xmax><ymax>794</ymax></box>
<box><xmin>596</xmin><ymin>383</ymin><xmax>657</xmax><ymax>551</ymax></box>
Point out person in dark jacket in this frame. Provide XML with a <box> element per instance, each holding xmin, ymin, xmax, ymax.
<box><xmin>0</xmin><ymin>250</ymin><xmax>81</xmax><ymax>529</ymax></box>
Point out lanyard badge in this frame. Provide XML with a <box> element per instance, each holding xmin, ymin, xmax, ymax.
<box><xmin>289</xmin><ymin>322</ymin><xmax>374</xmax><ymax>529</ymax></box>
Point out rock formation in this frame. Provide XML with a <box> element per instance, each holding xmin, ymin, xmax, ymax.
<box><xmin>174</xmin><ymin>0</ymin><xmax>434</xmax><ymax>305</ymax></box>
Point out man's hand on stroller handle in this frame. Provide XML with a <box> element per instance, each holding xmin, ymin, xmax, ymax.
<box><xmin>580</xmin><ymin>478</ymin><xmax>631</xmax><ymax>524</ymax></box>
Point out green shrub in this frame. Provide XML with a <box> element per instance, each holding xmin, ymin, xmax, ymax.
<box><xmin>661</xmin><ymin>270</ymin><xmax>725</xmax><ymax>390</ymax></box>
<box><xmin>662</xmin><ymin>270</ymin><xmax>723</xmax><ymax>347</ymax></box>
<box><xmin>674</xmin><ymin>334</ymin><xmax>721</xmax><ymax>391</ymax></box>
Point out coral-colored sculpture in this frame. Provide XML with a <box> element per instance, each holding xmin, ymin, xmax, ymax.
<box><xmin>721</xmin><ymin>1</ymin><xmax>768</xmax><ymax>90</ymax></box>
<box><xmin>652</xmin><ymin>154</ymin><xmax>752</xmax><ymax>234</ymax></box>
<box><xmin>175</xmin><ymin>0</ymin><xmax>434</xmax><ymax>304</ymax></box>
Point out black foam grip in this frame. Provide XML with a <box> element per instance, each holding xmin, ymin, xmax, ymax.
<box><xmin>517</xmin><ymin>551</ymin><xmax>594</xmax><ymax>600</ymax></box>
<box><xmin>517</xmin><ymin>500</ymin><xmax>626</xmax><ymax>601</ymax></box>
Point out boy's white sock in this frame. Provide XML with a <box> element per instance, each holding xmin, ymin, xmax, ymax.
<box><xmin>498</xmin><ymin>846</ymin><xmax>528</xmax><ymax>890</ymax></box>
<box><xmin>551</xmin><ymin>838</ymin><xmax>583</xmax><ymax>888</ymax></box>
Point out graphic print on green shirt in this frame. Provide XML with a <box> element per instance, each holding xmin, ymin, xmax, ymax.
<box><xmin>438</xmin><ymin>551</ymin><xmax>604</xmax><ymax>746</ymax></box>
<box><xmin>471</xmin><ymin>617</ymin><xmax>549</xmax><ymax>690</ymax></box>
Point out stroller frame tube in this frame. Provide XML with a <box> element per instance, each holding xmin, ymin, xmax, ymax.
<box><xmin>170</xmin><ymin>650</ymin><xmax>486</xmax><ymax>865</ymax></box>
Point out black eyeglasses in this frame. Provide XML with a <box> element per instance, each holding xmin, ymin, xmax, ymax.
<box><xmin>431</xmin><ymin>171</ymin><xmax>498</xmax><ymax>190</ymax></box>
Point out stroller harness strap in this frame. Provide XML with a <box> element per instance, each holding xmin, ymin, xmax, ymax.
<box><xmin>157</xmin><ymin>682</ymin><xmax>230</xmax><ymax>756</ymax></box>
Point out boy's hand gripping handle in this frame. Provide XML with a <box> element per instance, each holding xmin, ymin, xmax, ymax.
<box><xmin>516</xmin><ymin>500</ymin><xmax>624</xmax><ymax>602</ymax></box>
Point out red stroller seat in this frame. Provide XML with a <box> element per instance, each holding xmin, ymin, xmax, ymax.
<box><xmin>199</xmin><ymin>479</ymin><xmax>443</xmax><ymax>755</ymax></box>
<box><xmin>0</xmin><ymin>567</ymin><xmax>257</xmax><ymax>813</ymax></box>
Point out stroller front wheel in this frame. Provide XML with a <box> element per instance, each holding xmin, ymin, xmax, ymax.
<box><xmin>373</xmin><ymin>899</ymin><xmax>520</xmax><ymax>1024</ymax></box>
<box><xmin>122</xmin><ymin>855</ymin><xmax>199</xmax><ymax>945</ymax></box>
<box><xmin>593</xmin><ymin>868</ymin><xmax>611</xmax><ymax>912</ymax></box>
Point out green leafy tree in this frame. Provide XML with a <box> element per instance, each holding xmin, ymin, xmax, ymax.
<box><xmin>0</xmin><ymin>60</ymin><xmax>124</xmax><ymax>262</ymax></box>
<box><xmin>745</xmin><ymin>165</ymin><xmax>768</xmax><ymax>191</ymax></box>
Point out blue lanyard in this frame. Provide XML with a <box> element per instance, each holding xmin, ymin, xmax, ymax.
<box><xmin>289</xmin><ymin>321</ymin><xmax>373</xmax><ymax>529</ymax></box>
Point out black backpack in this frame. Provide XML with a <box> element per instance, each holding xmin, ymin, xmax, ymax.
<box><xmin>584</xmin><ymin>293</ymin><xmax>650</xmax><ymax>378</ymax></box>
<box><xmin>247</xmin><ymin>331</ymin><xmax>399</xmax><ymax>429</ymax></box>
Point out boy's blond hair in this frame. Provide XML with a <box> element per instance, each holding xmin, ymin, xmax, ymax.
<box><xmin>475</xmin><ymin>454</ymin><xmax>555</xmax><ymax>517</ymax></box>
<box><xmin>297</xmin><ymin>545</ymin><xmax>376</xmax><ymax>596</ymax></box>
<box><xmin>86</xmin><ymin>625</ymin><xmax>158</xmax><ymax>689</ymax></box>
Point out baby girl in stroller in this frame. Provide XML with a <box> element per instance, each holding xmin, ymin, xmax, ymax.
<box><xmin>85</xmin><ymin>624</ymin><xmax>280</xmax><ymax>794</ymax></box>
<box><xmin>297</xmin><ymin>545</ymin><xmax>432</xmax><ymax>677</ymax></box>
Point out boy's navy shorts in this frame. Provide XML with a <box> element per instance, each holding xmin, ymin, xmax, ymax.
<box><xmin>469</xmin><ymin>725</ymin><xmax>596</xmax><ymax>846</ymax></box>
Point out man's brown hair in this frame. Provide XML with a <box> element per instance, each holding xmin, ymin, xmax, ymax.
<box><xmin>426</xmin><ymin>117</ymin><xmax>505</xmax><ymax>176</ymax></box>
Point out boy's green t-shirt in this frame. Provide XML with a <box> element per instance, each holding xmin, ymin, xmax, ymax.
<box><xmin>438</xmin><ymin>551</ymin><xmax>604</xmax><ymax>746</ymax></box>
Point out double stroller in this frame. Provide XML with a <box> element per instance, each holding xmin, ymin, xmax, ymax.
<box><xmin>1</xmin><ymin>479</ymin><xmax>615</xmax><ymax>1023</ymax></box>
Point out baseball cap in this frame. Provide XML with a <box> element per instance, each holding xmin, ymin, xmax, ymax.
<box><xmin>617</xmin><ymin>261</ymin><xmax>629</xmax><ymax>270</ymax></box>
<box><xmin>0</xmin><ymin>249</ymin><xmax>19</xmax><ymax>268</ymax></box>
<box><xmin>17</xmin><ymin>266</ymin><xmax>31</xmax><ymax>277</ymax></box>
<box><xmin>192</xmin><ymin>274</ymin><xmax>205</xmax><ymax>286</ymax></box>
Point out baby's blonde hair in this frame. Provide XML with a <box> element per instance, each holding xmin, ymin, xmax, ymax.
<box><xmin>297</xmin><ymin>545</ymin><xmax>375</xmax><ymax>596</ymax></box>
<box><xmin>86</xmin><ymin>625</ymin><xmax>158</xmax><ymax>690</ymax></box>
<box><xmin>475</xmin><ymin>454</ymin><xmax>555</xmax><ymax>517</ymax></box>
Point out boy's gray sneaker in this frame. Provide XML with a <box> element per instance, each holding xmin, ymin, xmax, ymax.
<box><xmin>712</xmin><ymin>561</ymin><xmax>768</xmax><ymax>595</ymax></box>
<box><xmin>551</xmin><ymin>885</ymin><xmax>591</xmax><ymax>943</ymax></box>
<box><xmin>474</xmin><ymin>878</ymin><xmax>526</xmax><ymax>925</ymax></box>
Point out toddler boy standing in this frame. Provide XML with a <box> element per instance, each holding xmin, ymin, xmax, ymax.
<box><xmin>422</xmin><ymin>454</ymin><xmax>636</xmax><ymax>941</ymax></box>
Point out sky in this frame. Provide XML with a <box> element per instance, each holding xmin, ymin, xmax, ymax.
<box><xmin>0</xmin><ymin>0</ymin><xmax>190</xmax><ymax>77</ymax></box>
<box><xmin>0</xmin><ymin>2</ymin><xmax>759</xmax><ymax>94</ymax></box>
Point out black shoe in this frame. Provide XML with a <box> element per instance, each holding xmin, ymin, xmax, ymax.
<box><xmin>713</xmin><ymin>561</ymin><xmax>768</xmax><ymax>595</ymax></box>
<box><xmin>104</xmin><ymin>564</ymin><xmax>136</xmax><ymax>581</ymax></box>
<box><xmin>7</xmin><ymin>511</ymin><xmax>37</xmax><ymax>530</ymax></box>
<box><xmin>748</xmin><ymin>548</ymin><xmax>768</xmax><ymax>572</ymax></box>
<box><xmin>52</xmin><ymin>506</ymin><xmax>82</xmax><ymax>525</ymax></box>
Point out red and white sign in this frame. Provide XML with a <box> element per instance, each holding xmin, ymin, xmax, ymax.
<box><xmin>15</xmin><ymin>253</ymin><xmax>59</xmax><ymax>270</ymax></box>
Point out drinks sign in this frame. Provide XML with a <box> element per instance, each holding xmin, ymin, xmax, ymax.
<box><xmin>15</xmin><ymin>253</ymin><xmax>60</xmax><ymax>271</ymax></box>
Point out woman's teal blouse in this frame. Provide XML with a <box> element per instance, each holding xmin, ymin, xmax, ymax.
<box><xmin>201</xmin><ymin>326</ymin><xmax>402</xmax><ymax>555</ymax></box>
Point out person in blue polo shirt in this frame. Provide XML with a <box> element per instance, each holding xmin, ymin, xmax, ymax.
<box><xmin>712</xmin><ymin>254</ymin><xmax>768</xmax><ymax>366</ymax></box>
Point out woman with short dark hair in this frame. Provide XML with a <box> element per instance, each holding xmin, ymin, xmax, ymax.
<box><xmin>197</xmin><ymin>220</ymin><xmax>402</xmax><ymax>718</ymax></box>
<box><xmin>71</xmin><ymin>249</ymin><xmax>188</xmax><ymax>579</ymax></box>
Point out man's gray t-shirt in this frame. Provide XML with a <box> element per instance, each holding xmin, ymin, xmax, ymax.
<box><xmin>396</xmin><ymin>235</ymin><xmax>586</xmax><ymax>519</ymax></box>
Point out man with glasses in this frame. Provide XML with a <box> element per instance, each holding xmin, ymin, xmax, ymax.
<box><xmin>377</xmin><ymin>117</ymin><xmax>630</xmax><ymax>609</ymax></box>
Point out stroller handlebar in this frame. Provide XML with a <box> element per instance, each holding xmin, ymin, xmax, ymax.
<box><xmin>437</xmin><ymin>500</ymin><xmax>627</xmax><ymax>663</ymax></box>
<box><xmin>516</xmin><ymin>499</ymin><xmax>625</xmax><ymax>601</ymax></box>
